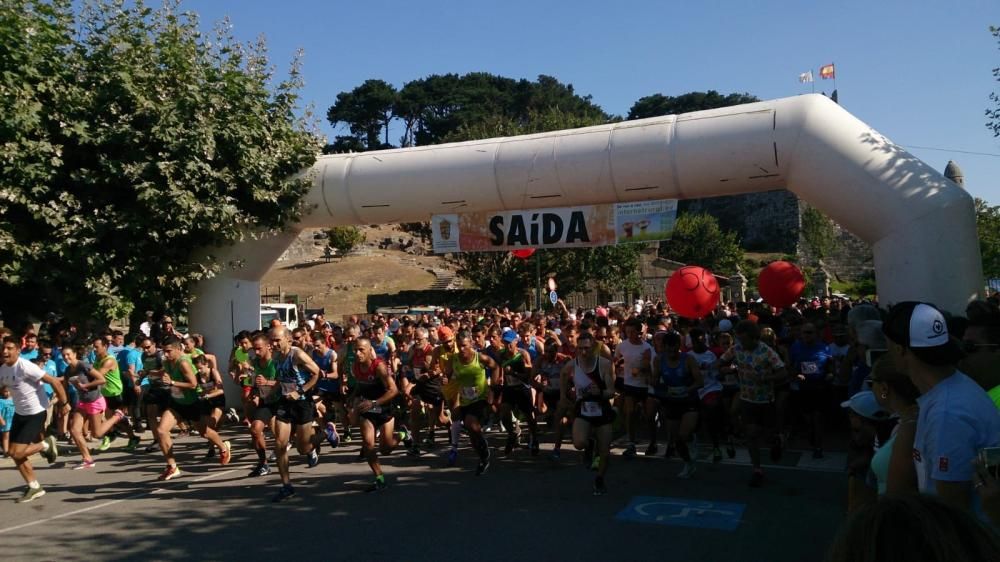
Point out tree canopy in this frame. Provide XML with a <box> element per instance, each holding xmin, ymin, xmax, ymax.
<box><xmin>976</xmin><ymin>197</ymin><xmax>1000</xmax><ymax>279</ymax></box>
<box><xmin>987</xmin><ymin>26</ymin><xmax>1000</xmax><ymax>138</ymax></box>
<box><xmin>0</xmin><ymin>0</ymin><xmax>320</xmax><ymax>326</ymax></box>
<box><xmin>660</xmin><ymin>213</ymin><xmax>743</xmax><ymax>274</ymax></box>
<box><xmin>628</xmin><ymin>91</ymin><xmax>758</xmax><ymax>120</ymax></box>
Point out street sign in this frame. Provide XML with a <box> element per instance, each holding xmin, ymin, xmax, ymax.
<box><xmin>615</xmin><ymin>496</ymin><xmax>746</xmax><ymax>531</ymax></box>
<box><xmin>549</xmin><ymin>291</ymin><xmax>558</xmax><ymax>305</ymax></box>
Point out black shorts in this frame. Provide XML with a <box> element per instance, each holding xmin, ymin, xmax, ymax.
<box><xmin>623</xmin><ymin>384</ymin><xmax>648</xmax><ymax>401</ymax></box>
<box><xmin>575</xmin><ymin>399</ymin><xmax>615</xmax><ymax>427</ymax></box>
<box><xmin>797</xmin><ymin>380</ymin><xmax>829</xmax><ymax>413</ymax></box>
<box><xmin>414</xmin><ymin>380</ymin><xmax>443</xmax><ymax>406</ymax></box>
<box><xmin>143</xmin><ymin>387</ymin><xmax>171</xmax><ymax>411</ymax></box>
<box><xmin>360</xmin><ymin>410</ymin><xmax>394</xmax><ymax>428</ymax></box>
<box><xmin>656</xmin><ymin>396</ymin><xmax>699</xmax><ymax>420</ymax></box>
<box><xmin>614</xmin><ymin>377</ymin><xmax>625</xmax><ymax>393</ymax></box>
<box><xmin>10</xmin><ymin>411</ymin><xmax>46</xmax><ymax>444</ymax></box>
<box><xmin>199</xmin><ymin>396</ymin><xmax>226</xmax><ymax>416</ymax></box>
<box><xmin>456</xmin><ymin>400</ymin><xmax>490</xmax><ymax>426</ymax></box>
<box><xmin>167</xmin><ymin>400</ymin><xmax>202</xmax><ymax>424</ymax></box>
<box><xmin>104</xmin><ymin>393</ymin><xmax>124</xmax><ymax>411</ymax></box>
<box><xmin>275</xmin><ymin>398</ymin><xmax>315</xmax><ymax>426</ymax></box>
<box><xmin>739</xmin><ymin>401</ymin><xmax>775</xmax><ymax>427</ymax></box>
<box><xmin>543</xmin><ymin>390</ymin><xmax>561</xmax><ymax>412</ymax></box>
<box><xmin>501</xmin><ymin>385</ymin><xmax>533</xmax><ymax>415</ymax></box>
<box><xmin>252</xmin><ymin>403</ymin><xmax>277</xmax><ymax>423</ymax></box>
<box><xmin>120</xmin><ymin>380</ymin><xmax>138</xmax><ymax>407</ymax></box>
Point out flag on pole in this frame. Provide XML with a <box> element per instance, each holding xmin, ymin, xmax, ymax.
<box><xmin>819</xmin><ymin>63</ymin><xmax>836</xmax><ymax>79</ymax></box>
<box><xmin>798</xmin><ymin>71</ymin><xmax>814</xmax><ymax>83</ymax></box>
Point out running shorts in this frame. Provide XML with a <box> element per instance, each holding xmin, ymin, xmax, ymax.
<box><xmin>275</xmin><ymin>398</ymin><xmax>315</xmax><ymax>426</ymax></box>
<box><xmin>10</xmin><ymin>411</ymin><xmax>46</xmax><ymax>445</ymax></box>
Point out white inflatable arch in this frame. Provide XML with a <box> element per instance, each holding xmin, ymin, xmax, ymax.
<box><xmin>191</xmin><ymin>94</ymin><xmax>982</xmax><ymax>366</ymax></box>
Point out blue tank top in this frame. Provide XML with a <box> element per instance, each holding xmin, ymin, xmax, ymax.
<box><xmin>373</xmin><ymin>336</ymin><xmax>393</xmax><ymax>363</ymax></box>
<box><xmin>312</xmin><ymin>349</ymin><xmax>337</xmax><ymax>392</ymax></box>
<box><xmin>655</xmin><ymin>352</ymin><xmax>692</xmax><ymax>398</ymax></box>
<box><xmin>276</xmin><ymin>347</ymin><xmax>308</xmax><ymax>400</ymax></box>
<box><xmin>518</xmin><ymin>336</ymin><xmax>540</xmax><ymax>363</ymax></box>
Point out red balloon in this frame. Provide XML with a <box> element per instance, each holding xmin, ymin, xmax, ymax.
<box><xmin>758</xmin><ymin>261</ymin><xmax>805</xmax><ymax>308</ymax></box>
<box><xmin>511</xmin><ymin>248</ymin><xmax>536</xmax><ymax>259</ymax></box>
<box><xmin>665</xmin><ymin>266</ymin><xmax>720</xmax><ymax>319</ymax></box>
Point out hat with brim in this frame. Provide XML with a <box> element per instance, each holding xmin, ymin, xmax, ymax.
<box><xmin>840</xmin><ymin>390</ymin><xmax>888</xmax><ymax>421</ymax></box>
<box><xmin>883</xmin><ymin>301</ymin><xmax>963</xmax><ymax>366</ymax></box>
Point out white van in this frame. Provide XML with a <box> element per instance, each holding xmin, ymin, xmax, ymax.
<box><xmin>260</xmin><ymin>303</ymin><xmax>299</xmax><ymax>330</ymax></box>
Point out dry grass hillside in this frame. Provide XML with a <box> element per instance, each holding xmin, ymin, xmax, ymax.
<box><xmin>261</xmin><ymin>225</ymin><xmax>459</xmax><ymax>319</ymax></box>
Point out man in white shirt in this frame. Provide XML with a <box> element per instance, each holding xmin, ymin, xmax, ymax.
<box><xmin>883</xmin><ymin>302</ymin><xmax>1000</xmax><ymax>518</ymax></box>
<box><xmin>1</xmin><ymin>335</ymin><xmax>70</xmax><ymax>503</ymax></box>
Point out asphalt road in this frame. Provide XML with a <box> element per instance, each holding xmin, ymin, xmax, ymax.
<box><xmin>1</xmin><ymin>428</ymin><xmax>846</xmax><ymax>562</ymax></box>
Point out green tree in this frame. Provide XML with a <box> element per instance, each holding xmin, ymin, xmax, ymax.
<box><xmin>0</xmin><ymin>0</ymin><xmax>320</xmax><ymax>326</ymax></box>
<box><xmin>976</xmin><ymin>197</ymin><xmax>1000</xmax><ymax>278</ymax></box>
<box><xmin>628</xmin><ymin>91</ymin><xmax>758</xmax><ymax>120</ymax></box>
<box><xmin>325</xmin><ymin>226</ymin><xmax>365</xmax><ymax>254</ymax></box>
<box><xmin>800</xmin><ymin>205</ymin><xmax>838</xmax><ymax>262</ymax></box>
<box><xmin>660</xmin><ymin>213</ymin><xmax>743</xmax><ymax>273</ymax></box>
<box><xmin>987</xmin><ymin>26</ymin><xmax>1000</xmax><ymax>137</ymax></box>
<box><xmin>327</xmin><ymin>79</ymin><xmax>397</xmax><ymax>150</ymax></box>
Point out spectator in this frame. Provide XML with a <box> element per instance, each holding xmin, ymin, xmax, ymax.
<box><xmin>883</xmin><ymin>301</ymin><xmax>1000</xmax><ymax>515</ymax></box>
<box><xmin>868</xmin><ymin>354</ymin><xmax>920</xmax><ymax>496</ymax></box>
<box><xmin>824</xmin><ymin>494</ymin><xmax>1000</xmax><ymax>562</ymax></box>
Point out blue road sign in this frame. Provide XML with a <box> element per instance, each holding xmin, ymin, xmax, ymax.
<box><xmin>549</xmin><ymin>291</ymin><xmax>558</xmax><ymax>305</ymax></box>
<box><xmin>616</xmin><ymin>496</ymin><xmax>746</xmax><ymax>531</ymax></box>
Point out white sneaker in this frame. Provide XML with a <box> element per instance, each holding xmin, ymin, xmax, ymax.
<box><xmin>678</xmin><ymin>462</ymin><xmax>697</xmax><ymax>479</ymax></box>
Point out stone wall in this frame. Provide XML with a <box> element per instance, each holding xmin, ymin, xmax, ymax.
<box><xmin>678</xmin><ymin>189</ymin><xmax>872</xmax><ymax>282</ymax></box>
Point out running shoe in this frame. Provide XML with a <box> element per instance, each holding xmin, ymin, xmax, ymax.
<box><xmin>645</xmin><ymin>443</ymin><xmax>659</xmax><ymax>457</ymax></box>
<box><xmin>307</xmin><ymin>449</ymin><xmax>320</xmax><ymax>468</ymax></box>
<box><xmin>272</xmin><ymin>483</ymin><xmax>295</xmax><ymax>502</ymax></box>
<box><xmin>504</xmin><ymin>435</ymin><xmax>516</xmax><ymax>456</ymax></box>
<box><xmin>712</xmin><ymin>447</ymin><xmax>723</xmax><ymax>464</ymax></box>
<box><xmin>475</xmin><ymin>451</ymin><xmax>492</xmax><ymax>476</ymax></box>
<box><xmin>73</xmin><ymin>459</ymin><xmax>97</xmax><ymax>470</ymax></box>
<box><xmin>205</xmin><ymin>445</ymin><xmax>216</xmax><ymax>459</ymax></box>
<box><xmin>226</xmin><ymin>408</ymin><xmax>239</xmax><ymax>423</ymax></box>
<box><xmin>325</xmin><ymin>422</ymin><xmax>340</xmax><ymax>448</ymax></box>
<box><xmin>623</xmin><ymin>443</ymin><xmax>637</xmax><ymax>458</ymax></box>
<box><xmin>398</xmin><ymin>429</ymin><xmax>413</xmax><ymax>449</ymax></box>
<box><xmin>342</xmin><ymin>430</ymin><xmax>353</xmax><ymax>443</ymax></box>
<box><xmin>678</xmin><ymin>462</ymin><xmax>697</xmax><ymax>479</ymax></box>
<box><xmin>593</xmin><ymin>476</ymin><xmax>607</xmax><ymax>496</ymax></box>
<box><xmin>158</xmin><ymin>464</ymin><xmax>182</xmax><ymax>481</ymax></box>
<box><xmin>549</xmin><ymin>449</ymin><xmax>561</xmax><ymax>462</ymax></box>
<box><xmin>446</xmin><ymin>448</ymin><xmax>458</xmax><ymax>467</ymax></box>
<box><xmin>41</xmin><ymin>435</ymin><xmax>58</xmax><ymax>463</ymax></box>
<box><xmin>144</xmin><ymin>442</ymin><xmax>160</xmax><ymax>454</ymax></box>
<box><xmin>248</xmin><ymin>462</ymin><xmax>271</xmax><ymax>477</ymax></box>
<box><xmin>749</xmin><ymin>470</ymin><xmax>764</xmax><ymax>488</ymax></box>
<box><xmin>16</xmin><ymin>486</ymin><xmax>46</xmax><ymax>503</ymax></box>
<box><xmin>220</xmin><ymin>441</ymin><xmax>232</xmax><ymax>466</ymax></box>
<box><xmin>406</xmin><ymin>446</ymin><xmax>421</xmax><ymax>458</ymax></box>
<box><xmin>422</xmin><ymin>433</ymin><xmax>435</xmax><ymax>448</ymax></box>
<box><xmin>98</xmin><ymin>435</ymin><xmax>112</xmax><ymax>452</ymax></box>
<box><xmin>125</xmin><ymin>436</ymin><xmax>141</xmax><ymax>453</ymax></box>
<box><xmin>365</xmin><ymin>478</ymin><xmax>388</xmax><ymax>492</ymax></box>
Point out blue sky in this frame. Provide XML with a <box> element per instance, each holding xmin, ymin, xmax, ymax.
<box><xmin>186</xmin><ymin>0</ymin><xmax>1000</xmax><ymax>204</ymax></box>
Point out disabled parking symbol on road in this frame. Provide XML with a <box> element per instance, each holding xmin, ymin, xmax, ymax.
<box><xmin>615</xmin><ymin>496</ymin><xmax>746</xmax><ymax>531</ymax></box>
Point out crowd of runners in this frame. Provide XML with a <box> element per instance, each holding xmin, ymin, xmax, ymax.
<box><xmin>1</xmin><ymin>294</ymin><xmax>998</xmax><ymax>525</ymax></box>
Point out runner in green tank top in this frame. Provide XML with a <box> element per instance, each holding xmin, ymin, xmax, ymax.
<box><xmin>247</xmin><ymin>332</ymin><xmax>280</xmax><ymax>477</ymax></box>
<box><xmin>228</xmin><ymin>331</ymin><xmax>255</xmax><ymax>427</ymax></box>
<box><xmin>444</xmin><ymin>330</ymin><xmax>500</xmax><ymax>476</ymax></box>
<box><xmin>154</xmin><ymin>339</ymin><xmax>231</xmax><ymax>482</ymax></box>
<box><xmin>90</xmin><ymin>335</ymin><xmax>136</xmax><ymax>452</ymax></box>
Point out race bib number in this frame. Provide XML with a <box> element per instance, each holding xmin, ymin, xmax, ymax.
<box><xmin>281</xmin><ymin>381</ymin><xmax>298</xmax><ymax>396</ymax></box>
<box><xmin>667</xmin><ymin>386</ymin><xmax>688</xmax><ymax>398</ymax></box>
<box><xmin>580</xmin><ymin>401</ymin><xmax>602</xmax><ymax>417</ymax></box>
<box><xmin>462</xmin><ymin>386</ymin><xmax>479</xmax><ymax>400</ymax></box>
<box><xmin>170</xmin><ymin>386</ymin><xmax>185</xmax><ymax>399</ymax></box>
<box><xmin>258</xmin><ymin>384</ymin><xmax>274</xmax><ymax>399</ymax></box>
<box><xmin>201</xmin><ymin>381</ymin><xmax>215</xmax><ymax>392</ymax></box>
<box><xmin>801</xmin><ymin>361</ymin><xmax>819</xmax><ymax>375</ymax></box>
